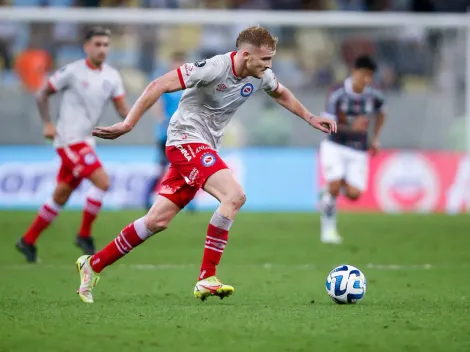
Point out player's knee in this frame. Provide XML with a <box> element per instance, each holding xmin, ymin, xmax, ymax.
<box><xmin>53</xmin><ymin>184</ymin><xmax>72</xmax><ymax>205</ymax></box>
<box><xmin>98</xmin><ymin>180</ymin><xmax>110</xmax><ymax>192</ymax></box>
<box><xmin>144</xmin><ymin>213</ymin><xmax>169</xmax><ymax>233</ymax></box>
<box><xmin>224</xmin><ymin>191</ymin><xmax>246</xmax><ymax>211</ymax></box>
<box><xmin>53</xmin><ymin>193</ymin><xmax>69</xmax><ymax>206</ymax></box>
<box><xmin>94</xmin><ymin>176</ymin><xmax>110</xmax><ymax>191</ymax></box>
<box><xmin>328</xmin><ymin>181</ymin><xmax>342</xmax><ymax>197</ymax></box>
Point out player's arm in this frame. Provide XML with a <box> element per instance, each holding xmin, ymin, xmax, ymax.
<box><xmin>111</xmin><ymin>73</ymin><xmax>130</xmax><ymax>119</ymax></box>
<box><xmin>112</xmin><ymin>96</ymin><xmax>130</xmax><ymax>119</ymax></box>
<box><xmin>35</xmin><ymin>81</ymin><xmax>57</xmax><ymax>140</ymax></box>
<box><xmin>268</xmin><ymin>84</ymin><xmax>336</xmax><ymax>134</ymax></box>
<box><xmin>38</xmin><ymin>65</ymin><xmax>73</xmax><ymax>140</ymax></box>
<box><xmin>93</xmin><ymin>70</ymin><xmax>183</xmax><ymax>139</ymax></box>
<box><xmin>369</xmin><ymin>93</ymin><xmax>386</xmax><ymax>154</ymax></box>
<box><xmin>370</xmin><ymin>112</ymin><xmax>385</xmax><ymax>154</ymax></box>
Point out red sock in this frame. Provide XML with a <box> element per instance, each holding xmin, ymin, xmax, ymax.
<box><xmin>90</xmin><ymin>217</ymin><xmax>153</xmax><ymax>273</ymax></box>
<box><xmin>79</xmin><ymin>198</ymin><xmax>102</xmax><ymax>238</ymax></box>
<box><xmin>79</xmin><ymin>188</ymin><xmax>105</xmax><ymax>238</ymax></box>
<box><xmin>23</xmin><ymin>200</ymin><xmax>61</xmax><ymax>245</ymax></box>
<box><xmin>199</xmin><ymin>212</ymin><xmax>233</xmax><ymax>280</ymax></box>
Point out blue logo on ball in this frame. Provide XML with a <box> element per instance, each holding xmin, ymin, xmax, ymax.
<box><xmin>240</xmin><ymin>83</ymin><xmax>254</xmax><ymax>97</ymax></box>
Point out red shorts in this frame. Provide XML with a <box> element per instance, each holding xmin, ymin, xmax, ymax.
<box><xmin>158</xmin><ymin>143</ymin><xmax>228</xmax><ymax>208</ymax></box>
<box><xmin>56</xmin><ymin>142</ymin><xmax>103</xmax><ymax>190</ymax></box>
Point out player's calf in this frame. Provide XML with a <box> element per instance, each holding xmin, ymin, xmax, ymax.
<box><xmin>197</xmin><ymin>169</ymin><xmax>244</xmax><ymax>288</ymax></box>
<box><xmin>77</xmin><ymin>186</ymin><xmax>107</xmax><ymax>255</ymax></box>
<box><xmin>85</xmin><ymin>196</ymin><xmax>179</xmax><ymax>274</ymax></box>
<box><xmin>344</xmin><ymin>185</ymin><xmax>362</xmax><ymax>201</ymax></box>
<box><xmin>320</xmin><ymin>181</ymin><xmax>342</xmax><ymax>244</ymax></box>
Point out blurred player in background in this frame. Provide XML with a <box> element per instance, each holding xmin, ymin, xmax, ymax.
<box><xmin>145</xmin><ymin>52</ymin><xmax>196</xmax><ymax>213</ymax></box>
<box><xmin>319</xmin><ymin>55</ymin><xmax>386</xmax><ymax>244</ymax></box>
<box><xmin>76</xmin><ymin>26</ymin><xmax>336</xmax><ymax>304</ymax></box>
<box><xmin>16</xmin><ymin>27</ymin><xmax>130</xmax><ymax>263</ymax></box>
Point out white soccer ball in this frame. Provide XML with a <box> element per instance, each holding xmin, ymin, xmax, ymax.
<box><xmin>325</xmin><ymin>264</ymin><xmax>367</xmax><ymax>304</ymax></box>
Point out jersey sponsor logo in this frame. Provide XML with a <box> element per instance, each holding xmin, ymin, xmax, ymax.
<box><xmin>189</xmin><ymin>167</ymin><xmax>199</xmax><ymax>182</ymax></box>
<box><xmin>216</xmin><ymin>83</ymin><xmax>228</xmax><ymax>92</ymax></box>
<box><xmin>176</xmin><ymin>144</ymin><xmax>192</xmax><ymax>162</ymax></box>
<box><xmin>201</xmin><ymin>153</ymin><xmax>217</xmax><ymax>167</ymax></box>
<box><xmin>195</xmin><ymin>60</ymin><xmax>206</xmax><ymax>67</ymax></box>
<box><xmin>187</xmin><ymin>144</ymin><xmax>196</xmax><ymax>157</ymax></box>
<box><xmin>195</xmin><ymin>145</ymin><xmax>210</xmax><ymax>154</ymax></box>
<box><xmin>240</xmin><ymin>83</ymin><xmax>254</xmax><ymax>97</ymax></box>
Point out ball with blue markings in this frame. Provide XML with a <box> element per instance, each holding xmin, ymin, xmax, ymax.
<box><xmin>326</xmin><ymin>264</ymin><xmax>367</xmax><ymax>304</ymax></box>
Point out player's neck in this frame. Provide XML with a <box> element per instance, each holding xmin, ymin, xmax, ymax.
<box><xmin>86</xmin><ymin>58</ymin><xmax>102</xmax><ymax>70</ymax></box>
<box><xmin>351</xmin><ymin>82</ymin><xmax>364</xmax><ymax>94</ymax></box>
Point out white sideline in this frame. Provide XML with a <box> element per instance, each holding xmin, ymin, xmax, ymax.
<box><xmin>3</xmin><ymin>263</ymin><xmax>466</xmax><ymax>270</ymax></box>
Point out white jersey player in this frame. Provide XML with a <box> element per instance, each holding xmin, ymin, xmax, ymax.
<box><xmin>75</xmin><ymin>26</ymin><xmax>337</xmax><ymax>304</ymax></box>
<box><xmin>17</xmin><ymin>27</ymin><xmax>130</xmax><ymax>263</ymax></box>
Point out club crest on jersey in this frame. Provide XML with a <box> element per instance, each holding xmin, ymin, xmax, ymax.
<box><xmin>83</xmin><ymin>153</ymin><xmax>97</xmax><ymax>165</ymax></box>
<box><xmin>201</xmin><ymin>153</ymin><xmax>217</xmax><ymax>167</ymax></box>
<box><xmin>240</xmin><ymin>83</ymin><xmax>254</xmax><ymax>97</ymax></box>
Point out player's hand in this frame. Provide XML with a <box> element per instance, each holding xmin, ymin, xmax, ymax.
<box><xmin>43</xmin><ymin>122</ymin><xmax>56</xmax><ymax>140</ymax></box>
<box><xmin>308</xmin><ymin>116</ymin><xmax>337</xmax><ymax>135</ymax></box>
<box><xmin>370</xmin><ymin>138</ymin><xmax>380</xmax><ymax>155</ymax></box>
<box><xmin>92</xmin><ymin>122</ymin><xmax>133</xmax><ymax>140</ymax></box>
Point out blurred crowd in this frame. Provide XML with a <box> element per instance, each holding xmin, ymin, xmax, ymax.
<box><xmin>0</xmin><ymin>0</ymin><xmax>468</xmax><ymax>94</ymax></box>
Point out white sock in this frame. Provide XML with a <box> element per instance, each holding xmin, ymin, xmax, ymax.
<box><xmin>320</xmin><ymin>191</ymin><xmax>337</xmax><ymax>235</ymax></box>
<box><xmin>134</xmin><ymin>217</ymin><xmax>154</xmax><ymax>240</ymax></box>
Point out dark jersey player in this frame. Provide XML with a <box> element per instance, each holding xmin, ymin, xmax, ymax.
<box><xmin>319</xmin><ymin>55</ymin><xmax>386</xmax><ymax>244</ymax></box>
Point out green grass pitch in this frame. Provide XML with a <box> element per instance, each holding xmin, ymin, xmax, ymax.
<box><xmin>1</xmin><ymin>211</ymin><xmax>469</xmax><ymax>352</ymax></box>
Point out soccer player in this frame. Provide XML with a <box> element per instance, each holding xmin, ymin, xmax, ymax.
<box><xmin>16</xmin><ymin>27</ymin><xmax>129</xmax><ymax>262</ymax></box>
<box><xmin>76</xmin><ymin>26</ymin><xmax>337</xmax><ymax>303</ymax></box>
<box><xmin>319</xmin><ymin>55</ymin><xmax>386</xmax><ymax>244</ymax></box>
<box><xmin>145</xmin><ymin>51</ymin><xmax>196</xmax><ymax>212</ymax></box>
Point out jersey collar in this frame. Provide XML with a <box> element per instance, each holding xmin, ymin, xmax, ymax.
<box><xmin>230</xmin><ymin>51</ymin><xmax>241</xmax><ymax>79</ymax></box>
<box><xmin>344</xmin><ymin>77</ymin><xmax>365</xmax><ymax>97</ymax></box>
<box><xmin>85</xmin><ymin>59</ymin><xmax>102</xmax><ymax>71</ymax></box>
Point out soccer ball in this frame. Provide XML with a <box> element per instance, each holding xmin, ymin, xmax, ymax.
<box><xmin>325</xmin><ymin>264</ymin><xmax>367</xmax><ymax>304</ymax></box>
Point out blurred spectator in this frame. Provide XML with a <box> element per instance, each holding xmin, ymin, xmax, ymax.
<box><xmin>269</xmin><ymin>0</ymin><xmax>301</xmax><ymax>10</ymax></box>
<box><xmin>76</xmin><ymin>0</ymin><xmax>100</xmax><ymax>6</ymax></box>
<box><xmin>334</xmin><ymin>0</ymin><xmax>366</xmax><ymax>10</ymax></box>
<box><xmin>0</xmin><ymin>0</ymin><xmax>15</xmax><ymax>71</ymax></box>
<box><xmin>434</xmin><ymin>0</ymin><xmax>470</xmax><ymax>12</ymax></box>
<box><xmin>229</xmin><ymin>0</ymin><xmax>270</xmax><ymax>9</ymax></box>
<box><xmin>14</xmin><ymin>43</ymin><xmax>52</xmax><ymax>92</ymax></box>
<box><xmin>142</xmin><ymin>0</ymin><xmax>179</xmax><ymax>7</ymax></box>
<box><xmin>410</xmin><ymin>0</ymin><xmax>434</xmax><ymax>12</ymax></box>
